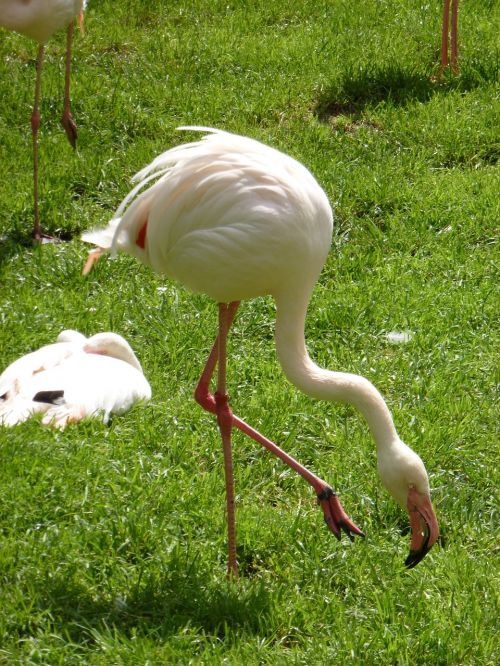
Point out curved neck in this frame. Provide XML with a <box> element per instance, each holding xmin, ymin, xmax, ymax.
<box><xmin>274</xmin><ymin>289</ymin><xmax>400</xmax><ymax>450</ymax></box>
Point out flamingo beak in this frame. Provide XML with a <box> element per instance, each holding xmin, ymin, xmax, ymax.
<box><xmin>405</xmin><ymin>487</ymin><xmax>439</xmax><ymax>568</ymax></box>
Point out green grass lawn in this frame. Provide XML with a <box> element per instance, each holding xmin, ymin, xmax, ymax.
<box><xmin>0</xmin><ymin>1</ymin><xmax>498</xmax><ymax>663</ymax></box>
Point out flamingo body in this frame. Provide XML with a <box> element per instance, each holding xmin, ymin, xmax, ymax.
<box><xmin>0</xmin><ymin>0</ymin><xmax>84</xmax><ymax>43</ymax></box>
<box><xmin>91</xmin><ymin>129</ymin><xmax>333</xmax><ymax>304</ymax></box>
<box><xmin>83</xmin><ymin>128</ymin><xmax>439</xmax><ymax>571</ymax></box>
<box><xmin>0</xmin><ymin>330</ymin><xmax>151</xmax><ymax>428</ymax></box>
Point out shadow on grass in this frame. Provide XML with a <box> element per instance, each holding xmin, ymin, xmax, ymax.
<box><xmin>315</xmin><ymin>61</ymin><xmax>497</xmax><ymax>121</ymax></box>
<box><xmin>0</xmin><ymin>229</ymin><xmax>76</xmax><ymax>267</ymax></box>
<box><xmin>22</xmin><ymin>552</ymin><xmax>275</xmax><ymax>648</ymax></box>
<box><xmin>0</xmin><ymin>233</ymin><xmax>31</xmax><ymax>266</ymax></box>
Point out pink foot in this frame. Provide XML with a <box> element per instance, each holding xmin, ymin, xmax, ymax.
<box><xmin>317</xmin><ymin>486</ymin><xmax>365</xmax><ymax>541</ymax></box>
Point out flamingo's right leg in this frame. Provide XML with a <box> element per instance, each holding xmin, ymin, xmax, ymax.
<box><xmin>214</xmin><ymin>303</ymin><xmax>239</xmax><ymax>577</ymax></box>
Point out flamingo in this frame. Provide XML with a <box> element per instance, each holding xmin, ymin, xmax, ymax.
<box><xmin>0</xmin><ymin>329</ymin><xmax>151</xmax><ymax>428</ymax></box>
<box><xmin>0</xmin><ymin>0</ymin><xmax>86</xmax><ymax>241</ymax></box>
<box><xmin>440</xmin><ymin>0</ymin><xmax>459</xmax><ymax>74</ymax></box>
<box><xmin>82</xmin><ymin>127</ymin><xmax>439</xmax><ymax>575</ymax></box>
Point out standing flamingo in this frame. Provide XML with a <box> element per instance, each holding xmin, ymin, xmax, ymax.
<box><xmin>0</xmin><ymin>0</ymin><xmax>86</xmax><ymax>241</ymax></box>
<box><xmin>82</xmin><ymin>127</ymin><xmax>439</xmax><ymax>576</ymax></box>
<box><xmin>440</xmin><ymin>0</ymin><xmax>459</xmax><ymax>74</ymax></box>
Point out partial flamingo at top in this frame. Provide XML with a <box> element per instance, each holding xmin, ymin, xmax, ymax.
<box><xmin>0</xmin><ymin>0</ymin><xmax>87</xmax><ymax>241</ymax></box>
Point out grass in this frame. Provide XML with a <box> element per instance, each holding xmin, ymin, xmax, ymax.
<box><xmin>0</xmin><ymin>0</ymin><xmax>498</xmax><ymax>663</ymax></box>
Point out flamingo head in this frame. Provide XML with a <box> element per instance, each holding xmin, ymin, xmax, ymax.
<box><xmin>83</xmin><ymin>332</ymin><xmax>144</xmax><ymax>373</ymax></box>
<box><xmin>377</xmin><ymin>439</ymin><xmax>439</xmax><ymax>568</ymax></box>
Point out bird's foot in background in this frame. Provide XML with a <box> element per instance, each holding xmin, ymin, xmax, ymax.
<box><xmin>317</xmin><ymin>486</ymin><xmax>365</xmax><ymax>541</ymax></box>
<box><xmin>61</xmin><ymin>111</ymin><xmax>77</xmax><ymax>149</ymax></box>
<box><xmin>31</xmin><ymin>228</ymin><xmax>61</xmax><ymax>245</ymax></box>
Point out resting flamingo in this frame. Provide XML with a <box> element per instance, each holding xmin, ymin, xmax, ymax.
<box><xmin>82</xmin><ymin>127</ymin><xmax>439</xmax><ymax>576</ymax></box>
<box><xmin>0</xmin><ymin>0</ymin><xmax>86</xmax><ymax>241</ymax></box>
<box><xmin>0</xmin><ymin>329</ymin><xmax>151</xmax><ymax>428</ymax></box>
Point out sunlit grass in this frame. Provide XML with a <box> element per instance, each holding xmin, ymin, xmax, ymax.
<box><xmin>0</xmin><ymin>1</ymin><xmax>498</xmax><ymax>663</ymax></box>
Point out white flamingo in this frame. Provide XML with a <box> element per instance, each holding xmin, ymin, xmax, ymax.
<box><xmin>82</xmin><ymin>127</ymin><xmax>439</xmax><ymax>575</ymax></box>
<box><xmin>0</xmin><ymin>0</ymin><xmax>86</xmax><ymax>240</ymax></box>
<box><xmin>0</xmin><ymin>329</ymin><xmax>151</xmax><ymax>428</ymax></box>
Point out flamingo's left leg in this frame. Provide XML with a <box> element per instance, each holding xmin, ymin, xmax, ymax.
<box><xmin>194</xmin><ymin>301</ymin><xmax>240</xmax><ymax>412</ymax></box>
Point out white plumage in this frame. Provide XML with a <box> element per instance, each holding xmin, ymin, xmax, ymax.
<box><xmin>0</xmin><ymin>330</ymin><xmax>151</xmax><ymax>428</ymax></box>
<box><xmin>83</xmin><ymin>128</ymin><xmax>438</xmax><ymax>573</ymax></box>
<box><xmin>0</xmin><ymin>0</ymin><xmax>85</xmax><ymax>43</ymax></box>
<box><xmin>85</xmin><ymin>127</ymin><xmax>332</xmax><ymax>304</ymax></box>
<box><xmin>0</xmin><ymin>0</ymin><xmax>86</xmax><ymax>240</ymax></box>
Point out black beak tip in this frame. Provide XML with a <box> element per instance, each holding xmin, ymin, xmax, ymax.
<box><xmin>405</xmin><ymin>549</ymin><xmax>422</xmax><ymax>568</ymax></box>
<box><xmin>405</xmin><ymin>544</ymin><xmax>431</xmax><ymax>569</ymax></box>
<box><xmin>405</xmin><ymin>519</ymin><xmax>433</xmax><ymax>568</ymax></box>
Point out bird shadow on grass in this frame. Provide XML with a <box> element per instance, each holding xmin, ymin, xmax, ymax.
<box><xmin>0</xmin><ymin>229</ymin><xmax>75</xmax><ymax>268</ymax></box>
<box><xmin>315</xmin><ymin>62</ymin><xmax>496</xmax><ymax>123</ymax></box>
<box><xmin>23</xmin><ymin>553</ymin><xmax>275</xmax><ymax>648</ymax></box>
<box><xmin>0</xmin><ymin>233</ymin><xmax>31</xmax><ymax>267</ymax></box>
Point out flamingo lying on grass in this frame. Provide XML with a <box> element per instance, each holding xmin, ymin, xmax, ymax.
<box><xmin>0</xmin><ymin>329</ymin><xmax>151</xmax><ymax>428</ymax></box>
<box><xmin>0</xmin><ymin>0</ymin><xmax>86</xmax><ymax>241</ymax></box>
<box><xmin>82</xmin><ymin>127</ymin><xmax>439</xmax><ymax>575</ymax></box>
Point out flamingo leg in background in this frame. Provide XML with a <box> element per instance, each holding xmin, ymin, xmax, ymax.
<box><xmin>30</xmin><ymin>22</ymin><xmax>78</xmax><ymax>243</ymax></box>
<box><xmin>61</xmin><ymin>21</ymin><xmax>77</xmax><ymax>148</ymax></box>
<box><xmin>451</xmin><ymin>0</ymin><xmax>459</xmax><ymax>73</ymax></box>
<box><xmin>440</xmin><ymin>0</ymin><xmax>459</xmax><ymax>74</ymax></box>
<box><xmin>0</xmin><ymin>1</ymin><xmax>86</xmax><ymax>242</ymax></box>
<box><xmin>31</xmin><ymin>44</ymin><xmax>45</xmax><ymax>241</ymax></box>
<box><xmin>194</xmin><ymin>301</ymin><xmax>364</xmax><ymax>576</ymax></box>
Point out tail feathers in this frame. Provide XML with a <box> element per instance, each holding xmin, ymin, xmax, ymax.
<box><xmin>82</xmin><ymin>217</ymin><xmax>121</xmax><ymax>250</ymax></box>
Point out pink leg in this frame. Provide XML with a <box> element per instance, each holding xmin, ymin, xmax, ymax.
<box><xmin>451</xmin><ymin>0</ymin><xmax>459</xmax><ymax>74</ymax></box>
<box><xmin>194</xmin><ymin>302</ymin><xmax>239</xmax><ymax>413</ymax></box>
<box><xmin>61</xmin><ymin>21</ymin><xmax>77</xmax><ymax>148</ymax></box>
<box><xmin>31</xmin><ymin>44</ymin><xmax>44</xmax><ymax>241</ymax></box>
<box><xmin>215</xmin><ymin>303</ymin><xmax>238</xmax><ymax>577</ymax></box>
<box><xmin>194</xmin><ymin>302</ymin><xmax>364</xmax><ymax>557</ymax></box>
